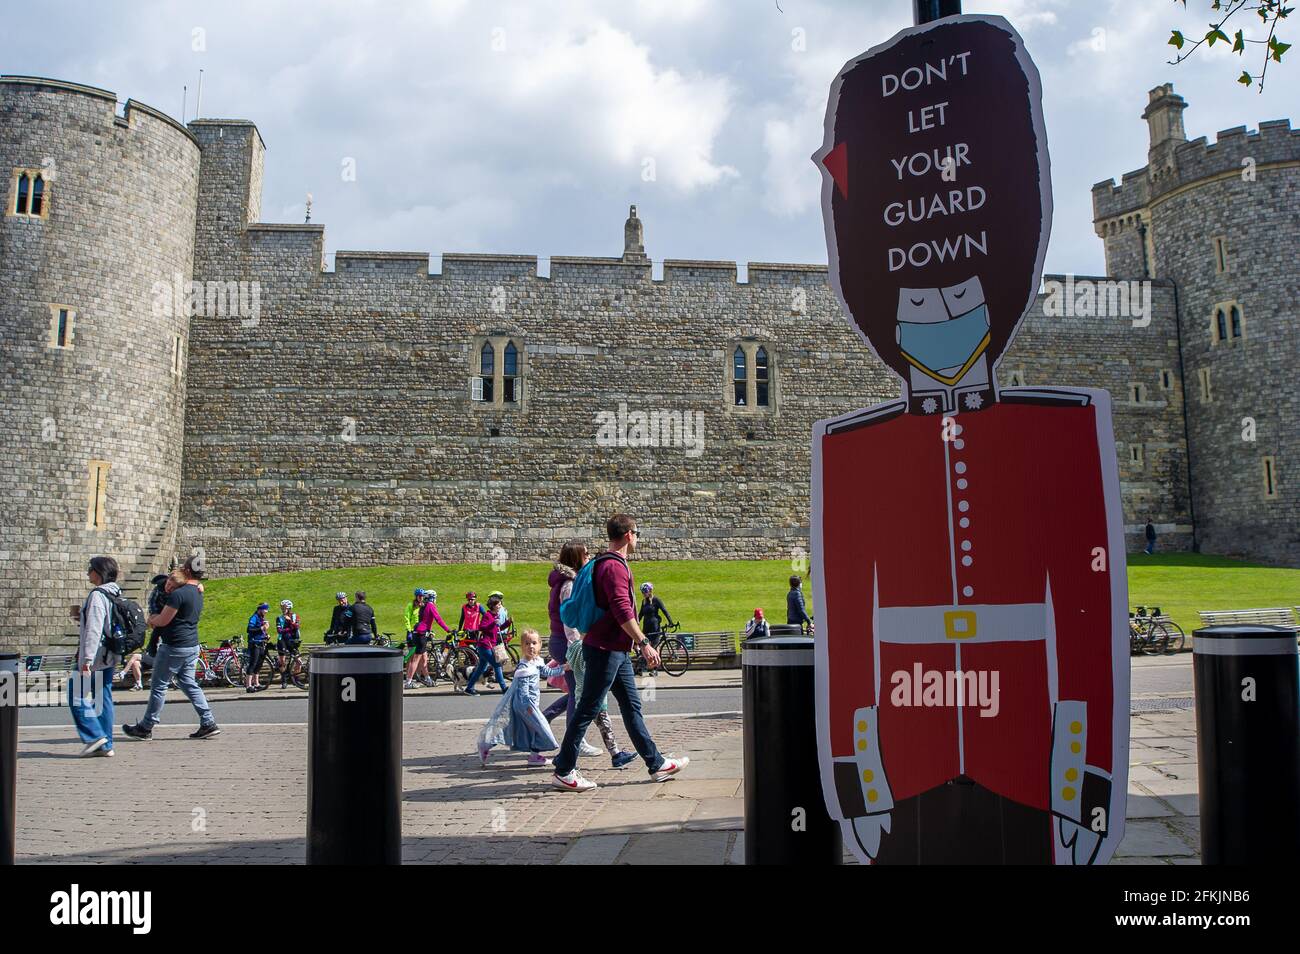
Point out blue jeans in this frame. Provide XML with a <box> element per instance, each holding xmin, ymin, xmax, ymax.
<box><xmin>139</xmin><ymin>643</ymin><xmax>215</xmax><ymax>729</ymax></box>
<box><xmin>346</xmin><ymin>634</ymin><xmax>372</xmax><ymax>645</ymax></box>
<box><xmin>553</xmin><ymin>644</ymin><xmax>660</xmax><ymax>777</ymax></box>
<box><xmin>465</xmin><ymin>644</ymin><xmax>506</xmax><ymax>691</ymax></box>
<box><xmin>68</xmin><ymin>669</ymin><xmax>114</xmax><ymax>751</ymax></box>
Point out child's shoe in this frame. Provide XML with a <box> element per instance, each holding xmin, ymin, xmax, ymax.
<box><xmin>478</xmin><ymin>744</ymin><xmax>491</xmax><ymax>767</ymax></box>
<box><xmin>578</xmin><ymin>740</ymin><xmax>602</xmax><ymax>757</ymax></box>
<box><xmin>611</xmin><ymin>750</ymin><xmax>637</xmax><ymax>769</ymax></box>
<box><xmin>526</xmin><ymin>752</ymin><xmax>549</xmax><ymax>767</ymax></box>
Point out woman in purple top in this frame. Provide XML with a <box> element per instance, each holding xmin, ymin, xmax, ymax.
<box><xmin>463</xmin><ymin>593</ymin><xmax>508</xmax><ymax>695</ymax></box>
<box><xmin>542</xmin><ymin>542</ymin><xmax>608</xmax><ymax>760</ymax></box>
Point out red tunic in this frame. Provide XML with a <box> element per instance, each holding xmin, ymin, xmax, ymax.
<box><xmin>813</xmin><ymin>388</ymin><xmax>1127</xmax><ymax>832</ymax></box>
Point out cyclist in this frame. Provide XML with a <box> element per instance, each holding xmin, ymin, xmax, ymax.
<box><xmin>637</xmin><ymin>582</ymin><xmax>675</xmax><ymax>649</ymax></box>
<box><xmin>787</xmin><ymin>575</ymin><xmax>813</xmax><ymax>633</ymax></box>
<box><xmin>404</xmin><ymin>589</ymin><xmax>425</xmax><ymax>642</ymax></box>
<box><xmin>246</xmin><ymin>602</ymin><xmax>271</xmax><ymax>693</ymax></box>
<box><xmin>463</xmin><ymin>593</ymin><xmax>508</xmax><ymax>695</ymax></box>
<box><xmin>348</xmin><ymin>591</ymin><xmax>379</xmax><ymax>645</ymax></box>
<box><xmin>275</xmin><ymin>600</ymin><xmax>302</xmax><ymax>689</ymax></box>
<box><xmin>489</xmin><ymin>590</ymin><xmax>509</xmax><ymax>629</ymax></box>
<box><xmin>458</xmin><ymin>591</ymin><xmax>484</xmax><ymax>634</ymax></box>
<box><xmin>407</xmin><ymin>588</ymin><xmax>452</xmax><ymax>688</ymax></box>
<box><xmin>326</xmin><ymin>592</ymin><xmax>351</xmax><ymax>644</ymax></box>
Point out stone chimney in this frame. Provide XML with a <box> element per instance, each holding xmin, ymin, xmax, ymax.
<box><xmin>622</xmin><ymin>204</ymin><xmax>647</xmax><ymax>262</ymax></box>
<box><xmin>1142</xmin><ymin>84</ymin><xmax>1187</xmax><ymax>180</ymax></box>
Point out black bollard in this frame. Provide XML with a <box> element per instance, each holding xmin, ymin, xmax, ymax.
<box><xmin>743</xmin><ymin>635</ymin><xmax>841</xmax><ymax>864</ymax></box>
<box><xmin>1</xmin><ymin>652</ymin><xmax>17</xmax><ymax>865</ymax></box>
<box><xmin>307</xmin><ymin>646</ymin><xmax>403</xmax><ymax>865</ymax></box>
<box><xmin>1193</xmin><ymin>625</ymin><xmax>1300</xmax><ymax>864</ymax></box>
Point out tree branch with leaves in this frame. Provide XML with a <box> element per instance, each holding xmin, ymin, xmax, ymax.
<box><xmin>1168</xmin><ymin>0</ymin><xmax>1292</xmax><ymax>91</ymax></box>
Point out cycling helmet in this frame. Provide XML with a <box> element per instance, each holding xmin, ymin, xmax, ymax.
<box><xmin>489</xmin><ymin>590</ymin><xmax>504</xmax><ymax>600</ymax></box>
<box><xmin>640</xmin><ymin>582</ymin><xmax>654</xmax><ymax>594</ymax></box>
<box><xmin>281</xmin><ymin>600</ymin><xmax>293</xmax><ymax>610</ymax></box>
<box><xmin>426</xmin><ymin>589</ymin><xmax>437</xmax><ymax>602</ymax></box>
<box><xmin>335</xmin><ymin>592</ymin><xmax>347</xmax><ymax>601</ymax></box>
<box><xmin>466</xmin><ymin>590</ymin><xmax>477</xmax><ymax>599</ymax></box>
<box><xmin>257</xmin><ymin>602</ymin><xmax>270</xmax><ymax>611</ymax></box>
<box><xmin>414</xmin><ymin>588</ymin><xmax>425</xmax><ymax>598</ymax></box>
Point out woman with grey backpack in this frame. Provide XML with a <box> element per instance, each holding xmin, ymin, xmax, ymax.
<box><xmin>68</xmin><ymin>555</ymin><xmax>123</xmax><ymax>757</ymax></box>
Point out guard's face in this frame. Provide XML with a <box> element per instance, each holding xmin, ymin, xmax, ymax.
<box><xmin>894</xmin><ymin>278</ymin><xmax>991</xmax><ymax>384</ymax></box>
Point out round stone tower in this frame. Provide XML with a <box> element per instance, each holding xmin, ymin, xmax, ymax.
<box><xmin>1093</xmin><ymin>85</ymin><xmax>1300</xmax><ymax>564</ymax></box>
<box><xmin>0</xmin><ymin>77</ymin><xmax>200</xmax><ymax>650</ymax></box>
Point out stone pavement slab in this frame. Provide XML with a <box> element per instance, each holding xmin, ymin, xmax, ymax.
<box><xmin>14</xmin><ymin>705</ymin><xmax>1202</xmax><ymax>864</ymax></box>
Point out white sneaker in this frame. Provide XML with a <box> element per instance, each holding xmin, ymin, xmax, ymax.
<box><xmin>421</xmin><ymin>677</ymin><xmax>435</xmax><ymax>687</ymax></box>
<box><xmin>403</xmin><ymin>680</ymin><xmax>417</xmax><ymax>689</ymax></box>
<box><xmin>578</xmin><ymin>740</ymin><xmax>602</xmax><ymax>757</ymax></box>
<box><xmin>650</xmin><ymin>755</ymin><xmax>689</xmax><ymax>782</ymax></box>
<box><xmin>552</xmin><ymin>769</ymin><xmax>597</xmax><ymax>793</ymax></box>
<box><xmin>80</xmin><ymin>738</ymin><xmax>108</xmax><ymax>757</ymax></box>
<box><xmin>97</xmin><ymin>748</ymin><xmax>115</xmax><ymax>757</ymax></box>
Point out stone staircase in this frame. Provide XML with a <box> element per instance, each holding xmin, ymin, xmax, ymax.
<box><xmin>41</xmin><ymin>508</ymin><xmax>178</xmax><ymax>654</ymax></box>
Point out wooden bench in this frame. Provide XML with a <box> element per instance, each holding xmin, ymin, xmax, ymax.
<box><xmin>21</xmin><ymin>652</ymin><xmax>77</xmax><ymax>697</ymax></box>
<box><xmin>1198</xmin><ymin>608</ymin><xmax>1297</xmax><ymax>630</ymax></box>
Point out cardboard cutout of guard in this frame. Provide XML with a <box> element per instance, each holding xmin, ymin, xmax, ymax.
<box><xmin>810</xmin><ymin>15</ymin><xmax>1129</xmax><ymax>865</ymax></box>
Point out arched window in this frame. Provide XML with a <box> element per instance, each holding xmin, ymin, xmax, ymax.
<box><xmin>503</xmin><ymin>340</ymin><xmax>519</xmax><ymax>403</ymax></box>
<box><xmin>755</xmin><ymin>347</ymin><xmax>770</xmax><ymax>407</ymax></box>
<box><xmin>475</xmin><ymin>341</ymin><xmax>494</xmax><ymax>402</ymax></box>
<box><xmin>733</xmin><ymin>347</ymin><xmax>746</xmax><ymax>406</ymax></box>
<box><xmin>1214</xmin><ymin>308</ymin><xmax>1228</xmax><ymax>342</ymax></box>
<box><xmin>1229</xmin><ymin>305</ymin><xmax>1242</xmax><ymax>339</ymax></box>
<box><xmin>30</xmin><ymin>174</ymin><xmax>44</xmax><ymax>216</ymax></box>
<box><xmin>15</xmin><ymin>172</ymin><xmax>29</xmax><ymax>215</ymax></box>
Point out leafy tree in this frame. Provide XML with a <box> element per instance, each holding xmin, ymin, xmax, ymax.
<box><xmin>1168</xmin><ymin>1</ymin><xmax>1291</xmax><ymax>91</ymax></box>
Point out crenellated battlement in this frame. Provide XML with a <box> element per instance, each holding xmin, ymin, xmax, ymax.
<box><xmin>0</xmin><ymin>75</ymin><xmax>200</xmax><ymax>153</ymax></box>
<box><xmin>1092</xmin><ymin>117</ymin><xmax>1298</xmax><ymax>222</ymax></box>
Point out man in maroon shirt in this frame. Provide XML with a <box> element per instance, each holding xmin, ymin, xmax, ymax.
<box><xmin>552</xmin><ymin>514</ymin><xmax>690</xmax><ymax>792</ymax></box>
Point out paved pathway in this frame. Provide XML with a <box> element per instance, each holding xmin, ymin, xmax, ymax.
<box><xmin>15</xmin><ymin>702</ymin><xmax>1199</xmax><ymax>864</ymax></box>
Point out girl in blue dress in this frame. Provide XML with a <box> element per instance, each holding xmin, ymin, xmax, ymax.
<box><xmin>478</xmin><ymin>628</ymin><xmax>568</xmax><ymax>767</ymax></box>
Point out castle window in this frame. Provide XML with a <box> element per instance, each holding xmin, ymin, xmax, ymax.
<box><xmin>1005</xmin><ymin>369</ymin><xmax>1025</xmax><ymax>388</ymax></box>
<box><xmin>1263</xmin><ymin>457</ymin><xmax>1278</xmax><ymax>499</ymax></box>
<box><xmin>9</xmin><ymin>169</ymin><xmax>48</xmax><ymax>219</ymax></box>
<box><xmin>1129</xmin><ymin>444</ymin><xmax>1144</xmax><ymax>468</ymax></box>
<box><xmin>1213</xmin><ymin>307</ymin><xmax>1228</xmax><ymax>343</ymax></box>
<box><xmin>502</xmin><ymin>340</ymin><xmax>519</xmax><ymax>404</ymax></box>
<box><xmin>1160</xmin><ymin>370</ymin><xmax>1172</xmax><ymax>390</ymax></box>
<box><xmin>1229</xmin><ymin>305</ymin><xmax>1243</xmax><ymax>339</ymax></box>
<box><xmin>86</xmin><ymin>460</ymin><xmax>110</xmax><ymax>531</ymax></box>
<box><xmin>1198</xmin><ymin>367</ymin><xmax>1213</xmax><ymax>404</ymax></box>
<box><xmin>470</xmin><ymin>335</ymin><xmax>525</xmax><ymax>408</ymax></box>
<box><xmin>172</xmin><ymin>335</ymin><xmax>184</xmax><ymax>375</ymax></box>
<box><xmin>475</xmin><ymin>341</ymin><xmax>494</xmax><ymax>403</ymax></box>
<box><xmin>47</xmin><ymin>305</ymin><xmax>75</xmax><ymax>349</ymax></box>
<box><xmin>1130</xmin><ymin>383</ymin><xmax>1146</xmax><ymax>404</ymax></box>
<box><xmin>1212</xmin><ymin>236</ymin><xmax>1228</xmax><ymax>274</ymax></box>
<box><xmin>728</xmin><ymin>341</ymin><xmax>777</xmax><ymax>412</ymax></box>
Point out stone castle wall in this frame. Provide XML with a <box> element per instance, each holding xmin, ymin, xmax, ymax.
<box><xmin>177</xmin><ymin>123</ymin><xmax>1192</xmax><ymax>577</ymax></box>
<box><xmin>0</xmin><ymin>77</ymin><xmax>200</xmax><ymax>651</ymax></box>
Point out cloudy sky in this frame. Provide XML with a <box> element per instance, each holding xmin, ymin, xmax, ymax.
<box><xmin>4</xmin><ymin>0</ymin><xmax>1294</xmax><ymax>275</ymax></box>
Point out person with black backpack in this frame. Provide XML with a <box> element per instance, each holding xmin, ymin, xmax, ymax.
<box><xmin>69</xmin><ymin>555</ymin><xmax>133</xmax><ymax>757</ymax></box>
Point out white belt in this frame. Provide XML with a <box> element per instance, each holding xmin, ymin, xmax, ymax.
<box><xmin>877</xmin><ymin>603</ymin><xmax>1048</xmax><ymax>645</ymax></box>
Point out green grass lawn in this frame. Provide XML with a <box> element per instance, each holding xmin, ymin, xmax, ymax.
<box><xmin>196</xmin><ymin>554</ymin><xmax>1298</xmax><ymax>645</ymax></box>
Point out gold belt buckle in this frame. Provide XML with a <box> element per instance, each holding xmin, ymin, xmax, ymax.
<box><xmin>944</xmin><ymin>610</ymin><xmax>977</xmax><ymax>640</ymax></box>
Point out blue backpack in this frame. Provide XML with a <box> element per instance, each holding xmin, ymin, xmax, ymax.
<box><xmin>560</xmin><ymin>553</ymin><xmax>621</xmax><ymax>634</ymax></box>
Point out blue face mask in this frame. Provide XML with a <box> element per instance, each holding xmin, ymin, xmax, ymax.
<box><xmin>898</xmin><ymin>304</ymin><xmax>990</xmax><ymax>379</ymax></box>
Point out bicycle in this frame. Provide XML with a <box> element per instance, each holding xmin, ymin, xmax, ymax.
<box><xmin>222</xmin><ymin>636</ymin><xmax>307</xmax><ymax>688</ymax></box>
<box><xmin>266</xmin><ymin>641</ymin><xmax>310</xmax><ymax>690</ymax></box>
<box><xmin>1128</xmin><ymin>606</ymin><xmax>1185</xmax><ymax>656</ymax></box>
<box><xmin>429</xmin><ymin>631</ymin><xmax>479</xmax><ymax>691</ymax></box>
<box><xmin>633</xmin><ymin>622</ymin><xmax>690</xmax><ymax>678</ymax></box>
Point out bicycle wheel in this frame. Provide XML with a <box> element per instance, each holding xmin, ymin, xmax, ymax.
<box><xmin>222</xmin><ymin>654</ymin><xmax>245</xmax><ymax>686</ymax></box>
<box><xmin>374</xmin><ymin>633</ymin><xmax>392</xmax><ymax>648</ymax></box>
<box><xmin>658</xmin><ymin>638</ymin><xmax>689</xmax><ymax>677</ymax></box>
<box><xmin>1157</xmin><ymin>622</ymin><xmax>1185</xmax><ymax>654</ymax></box>
<box><xmin>291</xmin><ymin>654</ymin><xmax>310</xmax><ymax>690</ymax></box>
<box><xmin>1140</xmin><ymin>626</ymin><xmax>1166</xmax><ymax>656</ymax></box>
<box><xmin>504</xmin><ymin>644</ymin><xmax>520</xmax><ymax>675</ymax></box>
